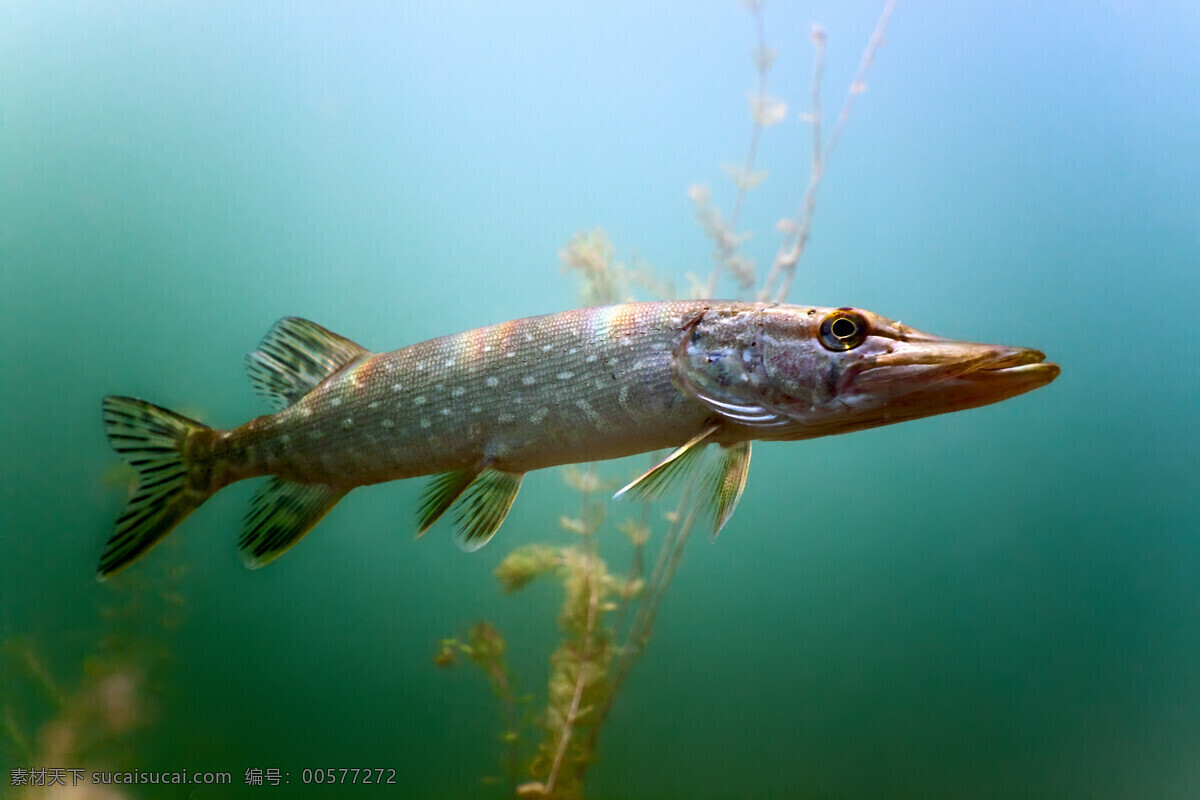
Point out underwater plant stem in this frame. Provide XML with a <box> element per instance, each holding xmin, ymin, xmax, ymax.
<box><xmin>705</xmin><ymin>1</ymin><xmax>769</xmax><ymax>298</ymax></box>
<box><xmin>609</xmin><ymin>490</ymin><xmax>696</xmax><ymax>705</ymax></box>
<box><xmin>761</xmin><ymin>0</ymin><xmax>898</xmax><ymax>303</ymax></box>
<box><xmin>484</xmin><ymin>660</ymin><xmax>521</xmax><ymax>792</ymax></box>
<box><xmin>544</xmin><ymin>538</ymin><xmax>602</xmax><ymax>796</ymax></box>
<box><xmin>613</xmin><ymin>503</ymin><xmax>649</xmax><ymax>636</ymax></box>
<box><xmin>17</xmin><ymin>644</ymin><xmax>65</xmax><ymax>709</ymax></box>
<box><xmin>3</xmin><ymin>703</ymin><xmax>33</xmax><ymax>762</ymax></box>
<box><xmin>634</xmin><ymin>509</ymin><xmax>697</xmax><ymax>664</ymax></box>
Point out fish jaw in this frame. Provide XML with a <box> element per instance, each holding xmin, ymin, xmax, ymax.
<box><xmin>840</xmin><ymin>326</ymin><xmax>1061</xmax><ymax>429</ymax></box>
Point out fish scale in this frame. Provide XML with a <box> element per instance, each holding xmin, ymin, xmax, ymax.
<box><xmin>97</xmin><ymin>300</ymin><xmax>1059</xmax><ymax>578</ymax></box>
<box><xmin>247</xmin><ymin>302</ymin><xmax>713</xmax><ymax>484</ymax></box>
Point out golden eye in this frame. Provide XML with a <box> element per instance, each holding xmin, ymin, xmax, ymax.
<box><xmin>819</xmin><ymin>310</ymin><xmax>868</xmax><ymax>351</ymax></box>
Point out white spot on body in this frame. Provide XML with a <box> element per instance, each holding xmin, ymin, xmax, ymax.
<box><xmin>470</xmin><ymin>405</ymin><xmax>481</xmax><ymax>414</ymax></box>
<box><xmin>557</xmin><ymin>371</ymin><xmax>575</xmax><ymax>381</ymax></box>
<box><xmin>483</xmin><ymin>345</ymin><xmax>493</xmax><ymax>353</ymax></box>
<box><xmin>445</xmin><ymin>358</ymin><xmax>455</xmax><ymax>368</ymax></box>
<box><xmin>522</xmin><ymin>375</ymin><xmax>536</xmax><ymax>386</ymax></box>
<box><xmin>300</xmin><ymin>407</ymin><xmax>313</xmax><ymax>418</ymax></box>
<box><xmin>330</xmin><ymin>397</ymin><xmax>342</xmax><ymax>407</ymax></box>
<box><xmin>392</xmin><ymin>383</ymin><xmax>403</xmax><ymax>393</ymax></box>
<box><xmin>576</xmin><ymin>399</ymin><xmax>602</xmax><ymax>425</ymax></box>
<box><xmin>414</xmin><ymin>395</ymin><xmax>427</xmax><ymax>406</ymax></box>
<box><xmin>505</xmin><ymin>351</ymin><xmax>515</xmax><ymax>358</ymax></box>
<box><xmin>452</xmin><ymin>386</ymin><xmax>466</xmax><ymax>397</ymax></box>
<box><xmin>381</xmin><ymin>419</ymin><xmax>395</xmax><ymax>429</ymax></box>
<box><xmin>342</xmin><ymin>418</ymin><xmax>353</xmax><ymax>429</ymax></box>
<box><xmin>486</xmin><ymin>376</ymin><xmax>499</xmax><ymax>388</ymax></box>
<box><xmin>440</xmin><ymin>408</ymin><xmax>452</xmax><ymax>416</ymax></box>
<box><xmin>541</xmin><ymin>344</ymin><xmax>553</xmax><ymax>353</ymax></box>
<box><xmin>368</xmin><ymin>400</ymin><xmax>380</xmax><ymax>410</ymax></box>
<box><xmin>568</xmin><ymin>347</ymin><xmax>578</xmax><ymax>355</ymax></box>
<box><xmin>530</xmin><ymin>407</ymin><xmax>550</xmax><ymax>424</ymax></box>
<box><xmin>498</xmin><ymin>413</ymin><xmax>515</xmax><ymax>424</ymax></box>
<box><xmin>420</xmin><ymin>418</ymin><xmax>431</xmax><ymax>429</ymax></box>
<box><xmin>585</xmin><ymin>353</ymin><xmax>598</xmax><ymax>363</ymax></box>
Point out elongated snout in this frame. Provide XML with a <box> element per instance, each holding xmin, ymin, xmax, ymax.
<box><xmin>852</xmin><ymin>325</ymin><xmax>1060</xmax><ymax>419</ymax></box>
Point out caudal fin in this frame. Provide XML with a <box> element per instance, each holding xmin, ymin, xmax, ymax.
<box><xmin>99</xmin><ymin>397</ymin><xmax>212</xmax><ymax>580</ymax></box>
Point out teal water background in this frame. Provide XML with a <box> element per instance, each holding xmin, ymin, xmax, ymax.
<box><xmin>2</xmin><ymin>2</ymin><xmax>1198</xmax><ymax>797</ymax></box>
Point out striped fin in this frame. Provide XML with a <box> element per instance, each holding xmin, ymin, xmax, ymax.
<box><xmin>239</xmin><ymin>478</ymin><xmax>347</xmax><ymax>568</ymax></box>
<box><xmin>417</xmin><ymin>467</ymin><xmax>524</xmax><ymax>551</ymax></box>
<box><xmin>451</xmin><ymin>469</ymin><xmax>523</xmax><ymax>552</ymax></box>
<box><xmin>245</xmin><ymin>317</ymin><xmax>369</xmax><ymax>409</ymax></box>
<box><xmin>702</xmin><ymin>441</ymin><xmax>752</xmax><ymax>538</ymax></box>
<box><xmin>99</xmin><ymin>397</ymin><xmax>211</xmax><ymax>580</ymax></box>
<box><xmin>416</xmin><ymin>468</ymin><xmax>478</xmax><ymax>536</ymax></box>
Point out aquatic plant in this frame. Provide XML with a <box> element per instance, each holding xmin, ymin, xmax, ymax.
<box><xmin>436</xmin><ymin>2</ymin><xmax>897</xmax><ymax>796</ymax></box>
<box><xmin>1</xmin><ymin>534</ymin><xmax>186</xmax><ymax>797</ymax></box>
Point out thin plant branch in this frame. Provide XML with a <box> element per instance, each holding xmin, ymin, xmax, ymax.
<box><xmin>704</xmin><ymin>2</ymin><xmax>771</xmax><ymax>298</ymax></box>
<box><xmin>760</xmin><ymin>0</ymin><xmax>898</xmax><ymax>303</ymax></box>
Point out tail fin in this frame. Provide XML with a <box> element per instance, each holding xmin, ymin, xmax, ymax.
<box><xmin>99</xmin><ymin>397</ymin><xmax>212</xmax><ymax>580</ymax></box>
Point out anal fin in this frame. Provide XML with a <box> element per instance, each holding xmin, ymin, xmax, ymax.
<box><xmin>240</xmin><ymin>478</ymin><xmax>347</xmax><ymax>568</ymax></box>
<box><xmin>417</xmin><ymin>466</ymin><xmax>524</xmax><ymax>552</ymax></box>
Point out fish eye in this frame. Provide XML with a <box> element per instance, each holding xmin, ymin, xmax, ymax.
<box><xmin>819</xmin><ymin>310</ymin><xmax>868</xmax><ymax>351</ymax></box>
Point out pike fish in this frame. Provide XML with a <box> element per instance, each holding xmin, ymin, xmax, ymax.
<box><xmin>99</xmin><ymin>301</ymin><xmax>1059</xmax><ymax>578</ymax></box>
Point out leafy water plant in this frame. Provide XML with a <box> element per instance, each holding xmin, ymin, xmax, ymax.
<box><xmin>436</xmin><ymin>2</ymin><xmax>897</xmax><ymax>796</ymax></box>
<box><xmin>1</xmin><ymin>539</ymin><xmax>186</xmax><ymax>798</ymax></box>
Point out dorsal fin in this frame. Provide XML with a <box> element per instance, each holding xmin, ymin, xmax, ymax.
<box><xmin>245</xmin><ymin>317</ymin><xmax>369</xmax><ymax>409</ymax></box>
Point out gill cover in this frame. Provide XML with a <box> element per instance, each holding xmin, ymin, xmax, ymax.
<box><xmin>671</xmin><ymin>306</ymin><xmax>793</xmax><ymax>428</ymax></box>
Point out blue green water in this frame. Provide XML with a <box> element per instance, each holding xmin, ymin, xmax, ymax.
<box><xmin>2</xmin><ymin>2</ymin><xmax>1198</xmax><ymax>797</ymax></box>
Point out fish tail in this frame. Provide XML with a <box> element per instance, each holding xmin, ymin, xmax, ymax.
<box><xmin>98</xmin><ymin>396</ymin><xmax>215</xmax><ymax>580</ymax></box>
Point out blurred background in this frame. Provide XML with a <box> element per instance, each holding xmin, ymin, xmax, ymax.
<box><xmin>1</xmin><ymin>1</ymin><xmax>1197</xmax><ymax>797</ymax></box>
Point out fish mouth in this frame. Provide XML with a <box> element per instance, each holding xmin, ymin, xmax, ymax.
<box><xmin>852</xmin><ymin>332</ymin><xmax>1061</xmax><ymax>419</ymax></box>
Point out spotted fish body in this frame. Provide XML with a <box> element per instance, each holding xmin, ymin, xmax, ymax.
<box><xmin>99</xmin><ymin>301</ymin><xmax>1059</xmax><ymax>578</ymax></box>
<box><xmin>244</xmin><ymin>302</ymin><xmax>716</xmax><ymax>486</ymax></box>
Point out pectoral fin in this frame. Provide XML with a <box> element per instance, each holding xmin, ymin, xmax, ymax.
<box><xmin>613</xmin><ymin>424</ymin><xmax>719</xmax><ymax>502</ymax></box>
<box><xmin>703</xmin><ymin>441</ymin><xmax>751</xmax><ymax>538</ymax></box>
<box><xmin>614</xmin><ymin>426</ymin><xmax>752</xmax><ymax>538</ymax></box>
<box><xmin>418</xmin><ymin>466</ymin><xmax>524</xmax><ymax>551</ymax></box>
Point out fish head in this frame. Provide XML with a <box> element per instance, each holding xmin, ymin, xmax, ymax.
<box><xmin>674</xmin><ymin>303</ymin><xmax>1060</xmax><ymax>439</ymax></box>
